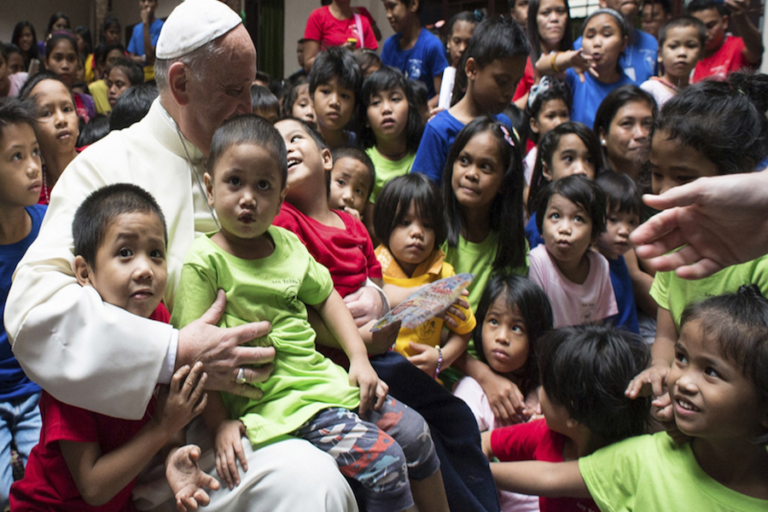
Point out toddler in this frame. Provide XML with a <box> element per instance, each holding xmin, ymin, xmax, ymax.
<box><xmin>11</xmin><ymin>184</ymin><xmax>214</xmax><ymax>510</ymax></box>
<box><xmin>329</xmin><ymin>146</ymin><xmax>375</xmax><ymax>222</ymax></box>
<box><xmin>250</xmin><ymin>84</ymin><xmax>280</xmax><ymax>124</ymax></box>
<box><xmin>528</xmin><ymin>175</ymin><xmax>617</xmax><ymax>327</ymax></box>
<box><xmin>282</xmin><ymin>77</ymin><xmax>315</xmax><ymax>128</ymax></box>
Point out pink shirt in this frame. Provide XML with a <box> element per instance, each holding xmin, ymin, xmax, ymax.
<box><xmin>528</xmin><ymin>245</ymin><xmax>617</xmax><ymax>327</ymax></box>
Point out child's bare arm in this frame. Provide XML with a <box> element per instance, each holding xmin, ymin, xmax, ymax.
<box><xmin>202</xmin><ymin>389</ymin><xmax>249</xmax><ymax>489</ymax></box>
<box><xmin>626</xmin><ymin>307</ymin><xmax>677</xmax><ymax>400</ymax></box>
<box><xmin>481</xmin><ymin>431</ymin><xmax>495</xmax><ymax>460</ymax></box>
<box><xmin>490</xmin><ymin>460</ymin><xmax>591</xmax><ymax>498</ymax></box>
<box><xmin>407</xmin><ymin>331</ymin><xmax>469</xmax><ymax>376</ymax></box>
<box><xmin>60</xmin><ymin>364</ymin><xmax>207</xmax><ymax>506</ymax></box>
<box><xmin>456</xmin><ymin>353</ymin><xmax>527</xmax><ymax>425</ymax></box>
<box><xmin>625</xmin><ymin>249</ymin><xmax>657</xmax><ymax>317</ymax></box>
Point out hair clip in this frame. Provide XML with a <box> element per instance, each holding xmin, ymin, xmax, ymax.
<box><xmin>527</xmin><ymin>76</ymin><xmax>554</xmax><ymax>109</ymax></box>
<box><xmin>500</xmin><ymin>125</ymin><xmax>516</xmax><ymax>147</ymax></box>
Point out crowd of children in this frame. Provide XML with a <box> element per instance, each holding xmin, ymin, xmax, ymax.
<box><xmin>1</xmin><ymin>0</ymin><xmax>767</xmax><ymax>510</ymax></box>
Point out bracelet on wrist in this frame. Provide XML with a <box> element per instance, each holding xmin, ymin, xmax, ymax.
<box><xmin>551</xmin><ymin>51</ymin><xmax>562</xmax><ymax>73</ymax></box>
<box><xmin>434</xmin><ymin>345</ymin><xmax>443</xmax><ymax>379</ymax></box>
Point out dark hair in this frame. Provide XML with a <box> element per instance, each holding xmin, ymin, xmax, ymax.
<box><xmin>331</xmin><ymin>146</ymin><xmax>375</xmax><ymax>199</ymax></box>
<box><xmin>473</xmin><ymin>274</ymin><xmax>553</xmax><ymax>396</ymax></box>
<box><xmin>74</xmin><ymin>183</ymin><xmax>168</xmax><ymax>268</ymax></box>
<box><xmin>20</xmin><ymin>71</ymin><xmax>76</xmax><ymax>105</ymax></box>
<box><xmin>282</xmin><ymin>77</ymin><xmax>310</xmax><ymax>117</ymax></box>
<box><xmin>250</xmin><ymin>84</ymin><xmax>280</xmax><ymax>118</ymax></box>
<box><xmin>527</xmin><ymin>0</ymin><xmax>574</xmax><ymax>62</ymax></box>
<box><xmin>642</xmin><ymin>0</ymin><xmax>672</xmax><ymax>15</ymax></box>
<box><xmin>0</xmin><ymin>98</ymin><xmax>38</xmax><ymax>142</ymax></box>
<box><xmin>593</xmin><ymin>84</ymin><xmax>657</xmax><ymax>140</ymax></box>
<box><xmin>100</xmin><ymin>16</ymin><xmax>121</xmax><ymax>44</ymax></box>
<box><xmin>504</xmin><ymin>103</ymin><xmax>526</xmax><ymax>138</ymax></box>
<box><xmin>443</xmin><ymin>116</ymin><xmax>526</xmax><ymax>272</ymax></box>
<box><xmin>409</xmin><ymin>79</ymin><xmax>429</xmax><ymax>114</ymax></box>
<box><xmin>109</xmin><ymin>83</ymin><xmax>158</xmax><ymax>131</ymax></box>
<box><xmin>98</xmin><ymin>43</ymin><xmax>127</xmax><ymax>67</ymax></box>
<box><xmin>3</xmin><ymin>43</ymin><xmax>22</xmax><ymax>63</ymax></box>
<box><xmin>527</xmin><ymin>122</ymin><xmax>603</xmax><ymax>215</ymax></box>
<box><xmin>538</xmin><ymin>324</ymin><xmax>651</xmax><ymax>447</ymax></box>
<box><xmin>45</xmin><ymin>30</ymin><xmax>78</xmax><ymax>59</ymax></box>
<box><xmin>582</xmin><ymin>8</ymin><xmax>630</xmax><ymax>41</ymax></box>
<box><xmin>255</xmin><ymin>70</ymin><xmax>271</xmax><ymax>84</ymax></box>
<box><xmin>11</xmin><ymin>21</ymin><xmax>39</xmax><ymax>65</ymax></box>
<box><xmin>353</xmin><ymin>49</ymin><xmax>382</xmax><ymax>77</ymax></box>
<box><xmin>687</xmin><ymin>0</ymin><xmax>728</xmax><ymax>16</ymax></box>
<box><xmin>280</xmin><ymin>117</ymin><xmax>328</xmax><ymax>151</ymax></box>
<box><xmin>728</xmin><ymin>71</ymin><xmax>768</xmax><ymax>116</ymax></box>
<box><xmin>445</xmin><ymin>11</ymin><xmax>480</xmax><ymax>40</ymax></box>
<box><xmin>47</xmin><ymin>12</ymin><xmax>71</xmax><ymax>35</ymax></box>
<box><xmin>359</xmin><ymin>67</ymin><xmax>423</xmax><ymax>152</ymax></box>
<box><xmin>680</xmin><ymin>285</ymin><xmax>768</xmax><ymax>444</ymax></box>
<box><xmin>595</xmin><ymin>170</ymin><xmax>641</xmax><ymax>216</ymax></box>
<box><xmin>535</xmin><ymin>174</ymin><xmax>607</xmax><ymax>238</ymax></box>
<box><xmin>656</xmin><ymin>80</ymin><xmax>768</xmax><ymax>175</ymax></box>
<box><xmin>207</xmin><ymin>114</ymin><xmax>288</xmax><ymax>187</ymax></box>
<box><xmin>396</xmin><ymin>0</ymin><xmax>423</xmax><ymax>14</ymax></box>
<box><xmin>524</xmin><ymin>77</ymin><xmax>572</xmax><ymax>146</ymax></box>
<box><xmin>309</xmin><ymin>46</ymin><xmax>362</xmax><ymax>99</ymax></box>
<box><xmin>657</xmin><ymin>15</ymin><xmax>706</xmax><ymax>49</ymax></box>
<box><xmin>374</xmin><ymin>173</ymin><xmax>446</xmax><ymax>249</ymax></box>
<box><xmin>73</xmin><ymin>26</ymin><xmax>93</xmax><ymax>55</ymax></box>
<box><xmin>109</xmin><ymin>58</ymin><xmax>145</xmax><ymax>87</ymax></box>
<box><xmin>77</xmin><ymin>114</ymin><xmax>111</xmax><ymax>146</ymax></box>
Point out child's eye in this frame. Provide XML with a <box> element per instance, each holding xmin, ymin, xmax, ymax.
<box><xmin>487</xmin><ymin>318</ymin><xmax>499</xmax><ymax>326</ymax></box>
<box><xmin>563</xmin><ymin>155</ymin><xmax>574</xmax><ymax>163</ymax></box>
<box><xmin>63</xmin><ymin>105</ymin><xmax>75</xmax><ymax>113</ymax></box>
<box><xmin>355</xmin><ymin>188</ymin><xmax>365</xmax><ymax>196</ymax></box>
<box><xmin>704</xmin><ymin>367</ymin><xmax>721</xmax><ymax>379</ymax></box>
<box><xmin>370</xmin><ymin>99</ymin><xmax>381</xmax><ymax>106</ymax></box>
<box><xmin>119</xmin><ymin>248</ymin><xmax>133</xmax><ymax>257</ymax></box>
<box><xmin>511</xmin><ymin>325</ymin><xmax>524</xmax><ymax>333</ymax></box>
<box><xmin>228</xmin><ymin>176</ymin><xmax>243</xmax><ymax>187</ymax></box>
<box><xmin>151</xmin><ymin>249</ymin><xmax>165</xmax><ymax>259</ymax></box>
<box><xmin>459</xmin><ymin>156</ymin><xmax>470</xmax><ymax>165</ymax></box>
<box><xmin>39</xmin><ymin>109</ymin><xmax>52</xmax><ymax>118</ymax></box>
<box><xmin>290</xmin><ymin>134</ymin><xmax>302</xmax><ymax>143</ymax></box>
<box><xmin>11</xmin><ymin>152</ymin><xmax>22</xmax><ymax>161</ymax></box>
<box><xmin>548</xmin><ymin>212</ymin><xmax>560</xmax><ymax>220</ymax></box>
<box><xmin>257</xmin><ymin>180</ymin><xmax>270</xmax><ymax>191</ymax></box>
<box><xmin>574</xmin><ymin>215</ymin><xmax>585</xmax><ymax>223</ymax></box>
<box><xmin>674</xmin><ymin>350</ymin><xmax>688</xmax><ymax>365</ymax></box>
<box><xmin>32</xmin><ymin>147</ymin><xmax>40</xmax><ymax>157</ymax></box>
<box><xmin>336</xmin><ymin>179</ymin><xmax>346</xmax><ymax>186</ymax></box>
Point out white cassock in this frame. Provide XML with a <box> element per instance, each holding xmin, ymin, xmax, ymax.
<box><xmin>5</xmin><ymin>98</ymin><xmax>357</xmax><ymax>511</ymax></box>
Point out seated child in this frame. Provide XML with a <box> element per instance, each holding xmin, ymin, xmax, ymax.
<box><xmin>106</xmin><ymin>58</ymin><xmax>144</xmax><ymax>110</ymax></box>
<box><xmin>11</xmin><ymin>183</ymin><xmax>215</xmax><ymax>510</ymax></box>
<box><xmin>0</xmin><ymin>99</ymin><xmax>45</xmax><ymax>509</ymax></box>
<box><xmin>172</xmin><ymin>115</ymin><xmax>448</xmax><ymax>512</ymax></box>
<box><xmin>328</xmin><ymin>146</ymin><xmax>375</xmax><ymax>222</ymax></box>
<box><xmin>485</xmin><ymin>323</ymin><xmax>651</xmax><ymax>512</ymax></box>
<box><xmin>373</xmin><ymin>173</ymin><xmax>475</xmax><ymax>378</ymax></box>
<box><xmin>491</xmin><ymin>288</ymin><xmax>768</xmax><ymax>510</ymax></box>
<box><xmin>282</xmin><ymin>77</ymin><xmax>315</xmax><ymax>129</ymax></box>
<box><xmin>250</xmin><ymin>84</ymin><xmax>280</xmax><ymax>124</ymax></box>
<box><xmin>528</xmin><ymin>175</ymin><xmax>617</xmax><ymax>327</ymax></box>
<box><xmin>595</xmin><ymin>170</ymin><xmax>641</xmax><ymax>334</ymax></box>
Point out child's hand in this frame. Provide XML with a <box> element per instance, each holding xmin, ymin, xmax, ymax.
<box><xmin>348</xmin><ymin>358</ymin><xmax>383</xmax><ymax>416</ymax></box>
<box><xmin>437</xmin><ymin>290</ymin><xmax>470</xmax><ymax>329</ymax></box>
<box><xmin>407</xmin><ymin>342</ymin><xmax>440</xmax><ymax>377</ymax></box>
<box><xmin>215</xmin><ymin>420</ymin><xmax>249</xmax><ymax>490</ymax></box>
<box><xmin>156</xmin><ymin>363</ymin><xmax>208</xmax><ymax>435</ymax></box>
<box><xmin>368</xmin><ymin>319</ymin><xmax>400</xmax><ymax>354</ymax></box>
<box><xmin>341</xmin><ymin>206</ymin><xmax>362</xmax><ymax>221</ymax></box>
<box><xmin>481</xmin><ymin>373</ymin><xmax>527</xmax><ymax>425</ymax></box>
<box><xmin>140</xmin><ymin>2</ymin><xmax>156</xmax><ymax>24</ymax></box>
<box><xmin>166</xmin><ymin>445</ymin><xmax>220</xmax><ymax>512</ymax></box>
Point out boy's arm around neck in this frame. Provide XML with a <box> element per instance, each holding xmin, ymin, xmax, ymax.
<box><xmin>490</xmin><ymin>460</ymin><xmax>591</xmax><ymax>498</ymax></box>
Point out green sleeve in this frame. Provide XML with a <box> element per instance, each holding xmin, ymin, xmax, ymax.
<box><xmin>297</xmin><ymin>251</ymin><xmax>334</xmax><ymax>307</ymax></box>
<box><xmin>170</xmin><ymin>262</ymin><xmax>219</xmax><ymax>329</ymax></box>
<box><xmin>649</xmin><ymin>270</ymin><xmax>670</xmax><ymax>310</ymax></box>
<box><xmin>578</xmin><ymin>436</ymin><xmax>645</xmax><ymax>511</ymax></box>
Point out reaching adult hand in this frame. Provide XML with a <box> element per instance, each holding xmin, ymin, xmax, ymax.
<box><xmin>177</xmin><ymin>290</ymin><xmax>275</xmax><ymax>399</ymax></box>
<box><xmin>343</xmin><ymin>286</ymin><xmax>384</xmax><ymax>327</ymax></box>
<box><xmin>630</xmin><ymin>172</ymin><xmax>768</xmax><ymax>279</ymax></box>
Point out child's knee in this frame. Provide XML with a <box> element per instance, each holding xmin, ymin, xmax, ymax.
<box><xmin>376</xmin><ymin>399</ymin><xmax>439</xmax><ymax>481</ymax></box>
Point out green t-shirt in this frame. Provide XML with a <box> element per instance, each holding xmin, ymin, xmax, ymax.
<box><xmin>649</xmin><ymin>255</ymin><xmax>768</xmax><ymax>330</ymax></box>
<box><xmin>366</xmin><ymin>146</ymin><xmax>415</xmax><ymax>204</ymax></box>
<box><xmin>171</xmin><ymin>226</ymin><xmax>360</xmax><ymax>445</ymax></box>
<box><xmin>579</xmin><ymin>432</ymin><xmax>768</xmax><ymax>511</ymax></box>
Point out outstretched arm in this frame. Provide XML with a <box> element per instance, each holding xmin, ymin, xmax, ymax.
<box><xmin>491</xmin><ymin>460</ymin><xmax>591</xmax><ymax>498</ymax></box>
<box><xmin>725</xmin><ymin>0</ymin><xmax>763</xmax><ymax>64</ymax></box>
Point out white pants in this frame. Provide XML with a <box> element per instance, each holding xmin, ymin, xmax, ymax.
<box><xmin>133</xmin><ymin>418</ymin><xmax>358</xmax><ymax>512</ymax></box>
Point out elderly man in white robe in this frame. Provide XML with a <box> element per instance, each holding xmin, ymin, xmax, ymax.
<box><xmin>4</xmin><ymin>0</ymin><xmax>371</xmax><ymax>509</ymax></box>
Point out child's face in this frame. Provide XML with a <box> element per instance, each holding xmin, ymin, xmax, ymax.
<box><xmin>581</xmin><ymin>14</ymin><xmax>626</xmax><ymax>75</ymax></box>
<box><xmin>467</xmin><ymin>56</ymin><xmax>527</xmax><ymax>115</ymax></box>
<box><xmin>105</xmin><ymin>49</ymin><xmax>124</xmax><ymax>70</ymax></box>
<box><xmin>276</xmin><ymin>119</ymin><xmax>332</xmax><ymax>199</ymax></box>
<box><xmin>254</xmin><ymin>106</ymin><xmax>280</xmax><ymax>124</ymax></box>
<box><xmin>531</xmin><ymin>98</ymin><xmax>570</xmax><ymax>138</ymax></box>
<box><xmin>204</xmin><ymin>143</ymin><xmax>286</xmax><ymax>244</ymax></box>
<box><xmin>45</xmin><ymin>40</ymin><xmax>78</xmax><ymax>88</ymax></box>
<box><xmin>383</xmin><ymin>0</ymin><xmax>414</xmax><ymax>34</ymax></box>
<box><xmin>451</xmin><ymin>130</ymin><xmax>505</xmax><ymax>211</ymax></box>
<box><xmin>52</xmin><ymin>17</ymin><xmax>69</xmax><ymax>32</ymax></box>
<box><xmin>291</xmin><ymin>85</ymin><xmax>316</xmax><ymax>128</ymax></box>
<box><xmin>76</xmin><ymin>211</ymin><xmax>167</xmax><ymax>318</ymax></box>
<box><xmin>7</xmin><ymin>53</ymin><xmax>25</xmax><ymax>75</ymax></box>
<box><xmin>660</xmin><ymin>26</ymin><xmax>702</xmax><ymax>79</ymax></box>
<box><xmin>104</xmin><ymin>24</ymin><xmax>121</xmax><ymax>45</ymax></box>
<box><xmin>650</xmin><ymin>129</ymin><xmax>719</xmax><ymax>195</ymax></box>
<box><xmin>641</xmin><ymin>2</ymin><xmax>668</xmax><ymax>37</ymax></box>
<box><xmin>388</xmin><ymin>200</ymin><xmax>436</xmax><ymax>277</ymax></box>
<box><xmin>0</xmin><ymin>123</ymin><xmax>42</xmax><ymax>208</ymax></box>
<box><xmin>666</xmin><ymin>319</ymin><xmax>767</xmax><ymax>441</ymax></box>
<box><xmin>447</xmin><ymin>20</ymin><xmax>476</xmax><ymax>67</ymax></box>
<box><xmin>107</xmin><ymin>67</ymin><xmax>131</xmax><ymax>107</ymax></box>
<box><xmin>601</xmin><ymin>100</ymin><xmax>653</xmax><ymax>168</ymax></box>
<box><xmin>296</xmin><ymin>41</ymin><xmax>305</xmax><ymax>67</ymax></box>
<box><xmin>511</xmin><ymin>0</ymin><xmax>530</xmax><ymax>28</ymax></box>
<box><xmin>542</xmin><ymin>193</ymin><xmax>594</xmax><ymax>266</ymax></box>
<box><xmin>329</xmin><ymin>156</ymin><xmax>371</xmax><ymax>215</ymax></box>
<box><xmin>313</xmin><ymin>77</ymin><xmax>355</xmax><ymax>132</ymax></box>
<box><xmin>140</xmin><ymin>0</ymin><xmax>159</xmax><ymax>14</ymax></box>
<box><xmin>367</xmin><ymin>86</ymin><xmax>409</xmax><ymax>143</ymax></box>
<box><xmin>597</xmin><ymin>208</ymin><xmax>638</xmax><ymax>260</ymax></box>
<box><xmin>543</xmin><ymin>133</ymin><xmax>596</xmax><ymax>182</ymax></box>
<box><xmin>538</xmin><ymin>386</ymin><xmax>572</xmax><ymax>435</ymax></box>
<box><xmin>30</xmin><ymin>79</ymin><xmax>79</xmax><ymax>154</ymax></box>
<box><xmin>18</xmin><ymin>27</ymin><xmax>34</xmax><ymax>52</ymax></box>
<box><xmin>481</xmin><ymin>296</ymin><xmax>529</xmax><ymax>375</ymax></box>
<box><xmin>691</xmin><ymin>8</ymin><xmax>726</xmax><ymax>51</ymax></box>
<box><xmin>536</xmin><ymin>0</ymin><xmax>569</xmax><ymax>51</ymax></box>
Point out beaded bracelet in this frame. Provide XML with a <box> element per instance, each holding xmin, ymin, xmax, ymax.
<box><xmin>434</xmin><ymin>345</ymin><xmax>443</xmax><ymax>379</ymax></box>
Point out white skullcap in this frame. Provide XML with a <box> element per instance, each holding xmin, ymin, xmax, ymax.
<box><xmin>156</xmin><ymin>0</ymin><xmax>242</xmax><ymax>60</ymax></box>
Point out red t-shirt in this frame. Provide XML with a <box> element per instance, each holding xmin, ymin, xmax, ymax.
<box><xmin>693</xmin><ymin>35</ymin><xmax>753</xmax><ymax>83</ymax></box>
<box><xmin>491</xmin><ymin>419</ymin><xmax>599</xmax><ymax>512</ymax></box>
<box><xmin>513</xmin><ymin>57</ymin><xmax>535</xmax><ymax>102</ymax></box>
<box><xmin>304</xmin><ymin>6</ymin><xmax>378</xmax><ymax>51</ymax></box>
<box><xmin>10</xmin><ymin>305</ymin><xmax>170</xmax><ymax>511</ymax></box>
<box><xmin>273</xmin><ymin>202</ymin><xmax>382</xmax><ymax>298</ymax></box>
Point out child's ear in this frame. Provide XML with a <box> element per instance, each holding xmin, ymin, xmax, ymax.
<box><xmin>73</xmin><ymin>255</ymin><xmax>92</xmax><ymax>287</ymax></box>
<box><xmin>465</xmin><ymin>57</ymin><xmax>478</xmax><ymax>81</ymax></box>
<box><xmin>321</xmin><ymin>148</ymin><xmax>333</xmax><ymax>172</ymax></box>
<box><xmin>530</xmin><ymin>116</ymin><xmax>540</xmax><ymax>134</ymax></box>
<box><xmin>204</xmin><ymin>172</ymin><xmax>215</xmax><ymax>207</ymax></box>
<box><xmin>542</xmin><ymin>161</ymin><xmax>553</xmax><ymax>181</ymax></box>
<box><xmin>409</xmin><ymin>0</ymin><xmax>420</xmax><ymax>13</ymax></box>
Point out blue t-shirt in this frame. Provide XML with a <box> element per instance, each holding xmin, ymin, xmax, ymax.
<box><xmin>606</xmin><ymin>255</ymin><xmax>640</xmax><ymax>334</ymax></box>
<box><xmin>566</xmin><ymin>68</ymin><xmax>635</xmax><ymax>128</ymax></box>
<box><xmin>1</xmin><ymin>205</ymin><xmax>46</xmax><ymax>401</ymax></box>
<box><xmin>575</xmin><ymin>29</ymin><xmax>658</xmax><ymax>84</ymax></box>
<box><xmin>525</xmin><ymin>212</ymin><xmax>544</xmax><ymax>250</ymax></box>
<box><xmin>381</xmin><ymin>28</ymin><xmax>449</xmax><ymax>99</ymax></box>
<box><xmin>127</xmin><ymin>18</ymin><xmax>164</xmax><ymax>57</ymax></box>
<box><xmin>411</xmin><ymin>111</ymin><xmax>511</xmax><ymax>186</ymax></box>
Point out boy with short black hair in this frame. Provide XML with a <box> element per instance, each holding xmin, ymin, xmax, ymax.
<box><xmin>687</xmin><ymin>0</ymin><xmax>762</xmax><ymax>82</ymax></box>
<box><xmin>328</xmin><ymin>146</ymin><xmax>375</xmax><ymax>221</ymax></box>
<box><xmin>381</xmin><ymin>0</ymin><xmax>449</xmax><ymax>108</ymax></box>
<box><xmin>641</xmin><ymin>0</ymin><xmax>672</xmax><ymax>38</ymax></box>
<box><xmin>0</xmin><ymin>98</ymin><xmax>44</xmax><ymax>510</ymax></box>
<box><xmin>127</xmin><ymin>0</ymin><xmax>164</xmax><ymax>82</ymax></box>
<box><xmin>250</xmin><ymin>84</ymin><xmax>280</xmax><ymax>123</ymax></box>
